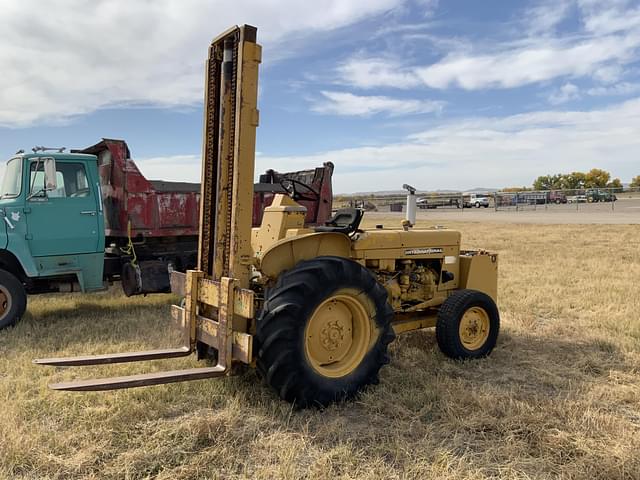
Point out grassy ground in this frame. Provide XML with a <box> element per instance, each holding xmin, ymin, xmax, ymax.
<box><xmin>1</xmin><ymin>218</ymin><xmax>639</xmax><ymax>479</ymax></box>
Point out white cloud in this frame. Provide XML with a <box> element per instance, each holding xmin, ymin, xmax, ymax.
<box><xmin>417</xmin><ymin>34</ymin><xmax>639</xmax><ymax>90</ymax></box>
<box><xmin>262</xmin><ymin>97</ymin><xmax>640</xmax><ymax>192</ymax></box>
<box><xmin>312</xmin><ymin>91</ymin><xmax>444</xmax><ymax>116</ymax></box>
<box><xmin>338</xmin><ymin>1</ymin><xmax>640</xmax><ymax>91</ymax></box>
<box><xmin>579</xmin><ymin>0</ymin><xmax>640</xmax><ymax>35</ymax></box>
<box><xmin>0</xmin><ymin>0</ymin><xmax>406</xmax><ymax>127</ymax></box>
<box><xmin>339</xmin><ymin>33</ymin><xmax>640</xmax><ymax>91</ymax></box>
<box><xmin>548</xmin><ymin>82</ymin><xmax>580</xmax><ymax>104</ymax></box>
<box><xmin>592</xmin><ymin>64</ymin><xmax>624</xmax><ymax>84</ymax></box>
<box><xmin>336</xmin><ymin>58</ymin><xmax>421</xmax><ymax>89</ymax></box>
<box><xmin>587</xmin><ymin>82</ymin><xmax>640</xmax><ymax>96</ymax></box>
<box><xmin>134</xmin><ymin>154</ymin><xmax>201</xmax><ymax>183</ymax></box>
<box><xmin>522</xmin><ymin>0</ymin><xmax>573</xmax><ymax>35</ymax></box>
<box><xmin>125</xmin><ymin>97</ymin><xmax>640</xmax><ymax>193</ymax></box>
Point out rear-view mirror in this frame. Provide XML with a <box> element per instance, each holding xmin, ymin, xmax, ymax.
<box><xmin>44</xmin><ymin>158</ymin><xmax>57</xmax><ymax>191</ymax></box>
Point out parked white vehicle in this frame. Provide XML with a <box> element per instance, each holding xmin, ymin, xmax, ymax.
<box><xmin>567</xmin><ymin>194</ymin><xmax>588</xmax><ymax>203</ymax></box>
<box><xmin>463</xmin><ymin>193</ymin><xmax>490</xmax><ymax>208</ymax></box>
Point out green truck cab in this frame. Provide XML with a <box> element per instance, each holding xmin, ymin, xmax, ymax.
<box><xmin>0</xmin><ymin>152</ymin><xmax>105</xmax><ymax>328</ymax></box>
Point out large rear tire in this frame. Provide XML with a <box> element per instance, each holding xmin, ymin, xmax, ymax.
<box><xmin>0</xmin><ymin>269</ymin><xmax>27</xmax><ymax>330</ymax></box>
<box><xmin>256</xmin><ymin>256</ymin><xmax>395</xmax><ymax>407</ymax></box>
<box><xmin>436</xmin><ymin>289</ymin><xmax>499</xmax><ymax>359</ymax></box>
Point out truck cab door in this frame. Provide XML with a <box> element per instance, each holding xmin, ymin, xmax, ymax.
<box><xmin>25</xmin><ymin>159</ymin><xmax>103</xmax><ymax>257</ymax></box>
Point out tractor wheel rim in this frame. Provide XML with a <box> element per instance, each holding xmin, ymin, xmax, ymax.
<box><xmin>305</xmin><ymin>292</ymin><xmax>372</xmax><ymax>378</ymax></box>
<box><xmin>0</xmin><ymin>286</ymin><xmax>11</xmax><ymax>321</ymax></box>
<box><xmin>459</xmin><ymin>306</ymin><xmax>490</xmax><ymax>351</ymax></box>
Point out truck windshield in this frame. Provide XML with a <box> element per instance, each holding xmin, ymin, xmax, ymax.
<box><xmin>0</xmin><ymin>158</ymin><xmax>22</xmax><ymax>198</ymax></box>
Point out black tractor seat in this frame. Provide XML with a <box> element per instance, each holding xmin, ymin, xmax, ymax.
<box><xmin>314</xmin><ymin>208</ymin><xmax>364</xmax><ymax>235</ymax></box>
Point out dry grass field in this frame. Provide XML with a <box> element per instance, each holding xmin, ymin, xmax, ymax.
<box><xmin>1</xmin><ymin>216</ymin><xmax>639</xmax><ymax>479</ymax></box>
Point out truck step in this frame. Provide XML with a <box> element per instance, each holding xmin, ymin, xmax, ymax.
<box><xmin>33</xmin><ymin>346</ymin><xmax>191</xmax><ymax>367</ymax></box>
<box><xmin>48</xmin><ymin>365</ymin><xmax>227</xmax><ymax>391</ymax></box>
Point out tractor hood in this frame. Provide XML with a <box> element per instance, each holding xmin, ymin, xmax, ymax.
<box><xmin>353</xmin><ymin>229</ymin><xmax>461</xmax><ymax>250</ymax></box>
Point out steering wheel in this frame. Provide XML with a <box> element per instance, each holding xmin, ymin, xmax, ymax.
<box><xmin>279</xmin><ymin>178</ymin><xmax>320</xmax><ymax>202</ymax></box>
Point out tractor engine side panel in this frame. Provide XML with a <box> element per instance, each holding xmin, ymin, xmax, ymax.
<box><xmin>351</xmin><ymin>230</ymin><xmax>465</xmax><ymax>312</ymax></box>
<box><xmin>458</xmin><ymin>251</ymin><xmax>498</xmax><ymax>301</ymax></box>
<box><xmin>372</xmin><ymin>259</ymin><xmax>442</xmax><ymax>311</ymax></box>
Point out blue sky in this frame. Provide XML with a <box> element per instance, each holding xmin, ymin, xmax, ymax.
<box><xmin>1</xmin><ymin>0</ymin><xmax>639</xmax><ymax>193</ymax></box>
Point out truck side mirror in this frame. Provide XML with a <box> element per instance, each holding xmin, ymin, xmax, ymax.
<box><xmin>44</xmin><ymin>158</ymin><xmax>57</xmax><ymax>191</ymax></box>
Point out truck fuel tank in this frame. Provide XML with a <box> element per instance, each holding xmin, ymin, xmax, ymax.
<box><xmin>121</xmin><ymin>260</ymin><xmax>171</xmax><ymax>296</ymax></box>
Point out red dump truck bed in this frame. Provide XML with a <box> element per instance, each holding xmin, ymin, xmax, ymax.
<box><xmin>78</xmin><ymin>139</ymin><xmax>200</xmax><ymax>240</ymax></box>
<box><xmin>73</xmin><ymin>139</ymin><xmax>333</xmax><ymax>295</ymax></box>
<box><xmin>76</xmin><ymin>138</ymin><xmax>333</xmax><ymax>241</ymax></box>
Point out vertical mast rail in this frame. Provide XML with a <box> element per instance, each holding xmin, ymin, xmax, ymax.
<box><xmin>213</xmin><ymin>34</ymin><xmax>239</xmax><ymax>280</ymax></box>
<box><xmin>198</xmin><ymin>40</ymin><xmax>222</xmax><ymax>276</ymax></box>
<box><xmin>229</xmin><ymin>26</ymin><xmax>261</xmax><ymax>288</ymax></box>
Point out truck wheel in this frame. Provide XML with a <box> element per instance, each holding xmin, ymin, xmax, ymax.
<box><xmin>256</xmin><ymin>256</ymin><xmax>395</xmax><ymax>408</ymax></box>
<box><xmin>436</xmin><ymin>289</ymin><xmax>499</xmax><ymax>359</ymax></box>
<box><xmin>475</xmin><ymin>202</ymin><xmax>480</xmax><ymax>208</ymax></box>
<box><xmin>0</xmin><ymin>269</ymin><xmax>27</xmax><ymax>330</ymax></box>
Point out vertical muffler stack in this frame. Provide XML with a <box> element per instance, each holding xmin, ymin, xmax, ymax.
<box><xmin>403</xmin><ymin>183</ymin><xmax>417</xmax><ymax>227</ymax></box>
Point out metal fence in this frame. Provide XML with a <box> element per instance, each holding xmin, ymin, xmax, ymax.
<box><xmin>338</xmin><ymin>187</ymin><xmax>640</xmax><ymax>214</ymax></box>
<box><xmin>494</xmin><ymin>187</ymin><xmax>640</xmax><ymax>212</ymax></box>
<box><xmin>338</xmin><ymin>192</ymin><xmax>467</xmax><ymax>213</ymax></box>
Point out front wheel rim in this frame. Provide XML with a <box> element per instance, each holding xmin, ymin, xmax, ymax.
<box><xmin>0</xmin><ymin>286</ymin><xmax>12</xmax><ymax>321</ymax></box>
<box><xmin>305</xmin><ymin>292</ymin><xmax>373</xmax><ymax>378</ymax></box>
<box><xmin>459</xmin><ymin>306</ymin><xmax>490</xmax><ymax>351</ymax></box>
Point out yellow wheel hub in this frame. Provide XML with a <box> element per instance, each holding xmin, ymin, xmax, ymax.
<box><xmin>459</xmin><ymin>306</ymin><xmax>490</xmax><ymax>351</ymax></box>
<box><xmin>304</xmin><ymin>291</ymin><xmax>373</xmax><ymax>378</ymax></box>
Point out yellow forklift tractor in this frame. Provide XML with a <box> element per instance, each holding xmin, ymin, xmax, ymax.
<box><xmin>36</xmin><ymin>25</ymin><xmax>500</xmax><ymax>407</ymax></box>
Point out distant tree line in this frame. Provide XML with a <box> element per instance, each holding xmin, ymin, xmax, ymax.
<box><xmin>631</xmin><ymin>175</ymin><xmax>640</xmax><ymax>188</ymax></box>
<box><xmin>532</xmin><ymin>169</ymin><xmax>624</xmax><ymax>191</ymax></box>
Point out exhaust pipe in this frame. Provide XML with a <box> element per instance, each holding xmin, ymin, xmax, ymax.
<box><xmin>403</xmin><ymin>183</ymin><xmax>416</xmax><ymax>227</ymax></box>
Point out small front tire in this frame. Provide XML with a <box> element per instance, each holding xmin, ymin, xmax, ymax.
<box><xmin>436</xmin><ymin>289</ymin><xmax>499</xmax><ymax>359</ymax></box>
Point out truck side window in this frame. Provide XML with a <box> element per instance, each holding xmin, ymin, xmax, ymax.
<box><xmin>29</xmin><ymin>166</ymin><xmax>65</xmax><ymax>198</ymax></box>
<box><xmin>30</xmin><ymin>162</ymin><xmax>90</xmax><ymax>198</ymax></box>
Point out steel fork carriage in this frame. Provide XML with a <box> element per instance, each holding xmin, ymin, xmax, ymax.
<box><xmin>35</xmin><ymin>271</ymin><xmax>255</xmax><ymax>390</ymax></box>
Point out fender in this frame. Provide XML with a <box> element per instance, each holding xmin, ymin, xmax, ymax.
<box><xmin>259</xmin><ymin>232</ymin><xmax>351</xmax><ymax>279</ymax></box>
<box><xmin>0</xmin><ymin>249</ymin><xmax>28</xmax><ymax>280</ymax></box>
<box><xmin>1</xmin><ymin>206</ymin><xmax>39</xmax><ymax>278</ymax></box>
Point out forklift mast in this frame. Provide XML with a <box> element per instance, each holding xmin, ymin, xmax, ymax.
<box><xmin>199</xmin><ymin>24</ymin><xmax>261</xmax><ymax>288</ymax></box>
